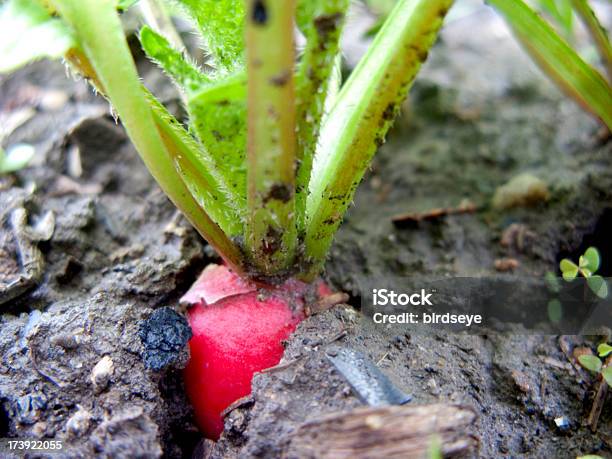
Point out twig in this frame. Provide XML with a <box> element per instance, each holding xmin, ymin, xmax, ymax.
<box><xmin>587</xmin><ymin>378</ymin><xmax>608</xmax><ymax>431</ymax></box>
<box><xmin>391</xmin><ymin>200</ymin><xmax>477</xmax><ymax>226</ymax></box>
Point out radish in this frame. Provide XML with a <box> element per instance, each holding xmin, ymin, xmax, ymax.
<box><xmin>181</xmin><ymin>265</ymin><xmax>335</xmax><ymax>439</ymax></box>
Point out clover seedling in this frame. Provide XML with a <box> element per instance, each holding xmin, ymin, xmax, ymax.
<box><xmin>560</xmin><ymin>247</ymin><xmax>608</xmax><ymax>299</ymax></box>
<box><xmin>0</xmin><ymin>144</ymin><xmax>35</xmax><ymax>174</ymax></box>
<box><xmin>577</xmin><ymin>342</ymin><xmax>612</xmax><ymax>386</ymax></box>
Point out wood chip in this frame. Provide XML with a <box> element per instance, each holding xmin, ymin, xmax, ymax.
<box><xmin>391</xmin><ymin>200</ymin><xmax>476</xmax><ymax>226</ymax></box>
<box><xmin>588</xmin><ymin>355</ymin><xmax>612</xmax><ymax>432</ymax></box>
<box><xmin>494</xmin><ymin>258</ymin><xmax>520</xmax><ymax>272</ymax></box>
<box><xmin>287</xmin><ymin>403</ymin><xmax>478</xmax><ymax>458</ymax></box>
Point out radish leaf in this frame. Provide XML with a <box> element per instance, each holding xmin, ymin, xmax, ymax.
<box><xmin>118</xmin><ymin>0</ymin><xmax>140</xmax><ymax>11</ymax></box>
<box><xmin>583</xmin><ymin>247</ymin><xmax>600</xmax><ymax>272</ymax></box>
<box><xmin>603</xmin><ymin>366</ymin><xmax>612</xmax><ymax>386</ymax></box>
<box><xmin>0</xmin><ymin>144</ymin><xmax>35</xmax><ymax>174</ymax></box>
<box><xmin>598</xmin><ymin>343</ymin><xmax>612</xmax><ymax>358</ymax></box>
<box><xmin>578</xmin><ymin>354</ymin><xmax>602</xmax><ymax>373</ymax></box>
<box><xmin>560</xmin><ymin>259</ymin><xmax>579</xmax><ymax>280</ymax></box>
<box><xmin>188</xmin><ymin>74</ymin><xmax>248</xmax><ymax>213</ymax></box>
<box><xmin>0</xmin><ymin>0</ymin><xmax>75</xmax><ymax>73</ymax></box>
<box><xmin>172</xmin><ymin>0</ymin><xmax>245</xmax><ymax>73</ymax></box>
<box><xmin>140</xmin><ymin>25</ymin><xmax>210</xmax><ymax>94</ymax></box>
<box><xmin>587</xmin><ymin>275</ymin><xmax>608</xmax><ymax>299</ymax></box>
<box><xmin>488</xmin><ymin>0</ymin><xmax>612</xmax><ymax>129</ymax></box>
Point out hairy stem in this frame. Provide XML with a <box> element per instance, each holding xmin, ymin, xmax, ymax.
<box><xmin>53</xmin><ymin>0</ymin><xmax>245</xmax><ymax>273</ymax></box>
<box><xmin>295</xmin><ymin>0</ymin><xmax>349</xmax><ymax>236</ymax></box>
<box><xmin>303</xmin><ymin>0</ymin><xmax>453</xmax><ymax>280</ymax></box>
<box><xmin>245</xmin><ymin>0</ymin><xmax>297</xmax><ymax>277</ymax></box>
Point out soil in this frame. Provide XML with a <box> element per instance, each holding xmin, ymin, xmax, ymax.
<box><xmin>1</xmin><ymin>3</ymin><xmax>611</xmax><ymax>459</ymax></box>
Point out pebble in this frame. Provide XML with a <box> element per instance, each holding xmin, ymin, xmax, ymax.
<box><xmin>90</xmin><ymin>355</ymin><xmax>114</xmax><ymax>392</ymax></box>
<box><xmin>554</xmin><ymin>416</ymin><xmax>570</xmax><ymax>432</ymax></box>
<box><xmin>492</xmin><ymin>173</ymin><xmax>549</xmax><ymax>210</ymax></box>
<box><xmin>15</xmin><ymin>393</ymin><xmax>47</xmax><ymax>425</ymax></box>
<box><xmin>66</xmin><ymin>407</ymin><xmax>92</xmax><ymax>437</ymax></box>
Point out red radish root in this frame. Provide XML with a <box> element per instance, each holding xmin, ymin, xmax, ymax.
<box><xmin>181</xmin><ymin>264</ymin><xmax>337</xmax><ymax>439</ymax></box>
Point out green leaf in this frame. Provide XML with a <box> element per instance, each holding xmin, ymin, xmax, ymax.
<box><xmin>0</xmin><ymin>0</ymin><xmax>75</xmax><ymax>73</ymax></box>
<box><xmin>545</xmin><ymin>271</ymin><xmax>561</xmax><ymax>292</ymax></box>
<box><xmin>139</xmin><ymin>25</ymin><xmax>210</xmax><ymax>94</ymax></box>
<box><xmin>547</xmin><ymin>299</ymin><xmax>562</xmax><ymax>324</ymax></box>
<box><xmin>583</xmin><ymin>247</ymin><xmax>600</xmax><ymax>272</ymax></box>
<box><xmin>597</xmin><ymin>343</ymin><xmax>612</xmax><ymax>358</ymax></box>
<box><xmin>0</xmin><ymin>144</ymin><xmax>35</xmax><ymax>173</ymax></box>
<box><xmin>570</xmin><ymin>0</ymin><xmax>612</xmax><ymax>83</ymax></box>
<box><xmin>188</xmin><ymin>74</ymin><xmax>247</xmax><ymax>213</ymax></box>
<box><xmin>560</xmin><ymin>258</ymin><xmax>578</xmax><ymax>280</ymax></box>
<box><xmin>602</xmin><ymin>366</ymin><xmax>612</xmax><ymax>386</ymax></box>
<box><xmin>587</xmin><ymin>275</ymin><xmax>608</xmax><ymax>299</ymax></box>
<box><xmin>304</xmin><ymin>0</ymin><xmax>453</xmax><ymax>279</ymax></box>
<box><xmin>578</xmin><ymin>354</ymin><xmax>602</xmax><ymax>373</ymax></box>
<box><xmin>577</xmin><ymin>455</ymin><xmax>605</xmax><ymax>459</ymax></box>
<box><xmin>538</xmin><ymin>0</ymin><xmax>573</xmax><ymax>37</ymax></box>
<box><xmin>488</xmin><ymin>0</ymin><xmax>612</xmax><ymax>130</ymax></box>
<box><xmin>145</xmin><ymin>90</ymin><xmax>244</xmax><ymax>236</ymax></box>
<box><xmin>117</xmin><ymin>0</ymin><xmax>140</xmax><ymax>11</ymax></box>
<box><xmin>172</xmin><ymin>0</ymin><xmax>245</xmax><ymax>73</ymax></box>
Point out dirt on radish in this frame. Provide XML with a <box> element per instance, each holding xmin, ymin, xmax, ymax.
<box><xmin>1</xmin><ymin>4</ymin><xmax>611</xmax><ymax>458</ymax></box>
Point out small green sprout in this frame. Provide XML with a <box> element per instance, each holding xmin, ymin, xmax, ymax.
<box><xmin>577</xmin><ymin>343</ymin><xmax>612</xmax><ymax>386</ymax></box>
<box><xmin>0</xmin><ymin>144</ymin><xmax>35</xmax><ymax>174</ymax></box>
<box><xmin>560</xmin><ymin>247</ymin><xmax>608</xmax><ymax>299</ymax></box>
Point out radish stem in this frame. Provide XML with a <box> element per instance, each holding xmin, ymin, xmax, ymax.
<box><xmin>303</xmin><ymin>0</ymin><xmax>453</xmax><ymax>280</ymax></box>
<box><xmin>52</xmin><ymin>0</ymin><xmax>245</xmax><ymax>273</ymax></box>
<box><xmin>245</xmin><ymin>0</ymin><xmax>297</xmax><ymax>276</ymax></box>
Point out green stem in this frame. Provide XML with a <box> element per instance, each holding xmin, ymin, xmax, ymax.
<box><xmin>303</xmin><ymin>0</ymin><xmax>453</xmax><ymax>280</ymax></box>
<box><xmin>570</xmin><ymin>0</ymin><xmax>612</xmax><ymax>83</ymax></box>
<box><xmin>295</xmin><ymin>0</ymin><xmax>349</xmax><ymax>236</ymax></box>
<box><xmin>53</xmin><ymin>0</ymin><xmax>245</xmax><ymax>273</ymax></box>
<box><xmin>245</xmin><ymin>0</ymin><xmax>297</xmax><ymax>277</ymax></box>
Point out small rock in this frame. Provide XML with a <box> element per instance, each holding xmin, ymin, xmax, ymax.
<box><xmin>110</xmin><ymin>244</ymin><xmax>145</xmax><ymax>263</ymax></box>
<box><xmin>32</xmin><ymin>421</ymin><xmax>47</xmax><ymax>438</ymax></box>
<box><xmin>55</xmin><ymin>256</ymin><xmax>84</xmax><ymax>284</ymax></box>
<box><xmin>15</xmin><ymin>393</ymin><xmax>47</xmax><ymax>425</ymax></box>
<box><xmin>139</xmin><ymin>307</ymin><xmax>192</xmax><ymax>371</ymax></box>
<box><xmin>494</xmin><ymin>258</ymin><xmax>520</xmax><ymax>272</ymax></box>
<box><xmin>500</xmin><ymin>223</ymin><xmax>536</xmax><ymax>253</ymax></box>
<box><xmin>91</xmin><ymin>355</ymin><xmax>114</xmax><ymax>392</ymax></box>
<box><xmin>427</xmin><ymin>377</ymin><xmax>440</xmax><ymax>395</ymax></box>
<box><xmin>492</xmin><ymin>173</ymin><xmax>549</xmax><ymax>210</ymax></box>
<box><xmin>554</xmin><ymin>416</ymin><xmax>570</xmax><ymax>432</ymax></box>
<box><xmin>50</xmin><ymin>333</ymin><xmax>81</xmax><ymax>350</ymax></box>
<box><xmin>38</xmin><ymin>89</ymin><xmax>69</xmax><ymax>111</ymax></box>
<box><xmin>511</xmin><ymin>370</ymin><xmax>532</xmax><ymax>394</ymax></box>
<box><xmin>66</xmin><ymin>407</ymin><xmax>92</xmax><ymax>437</ymax></box>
